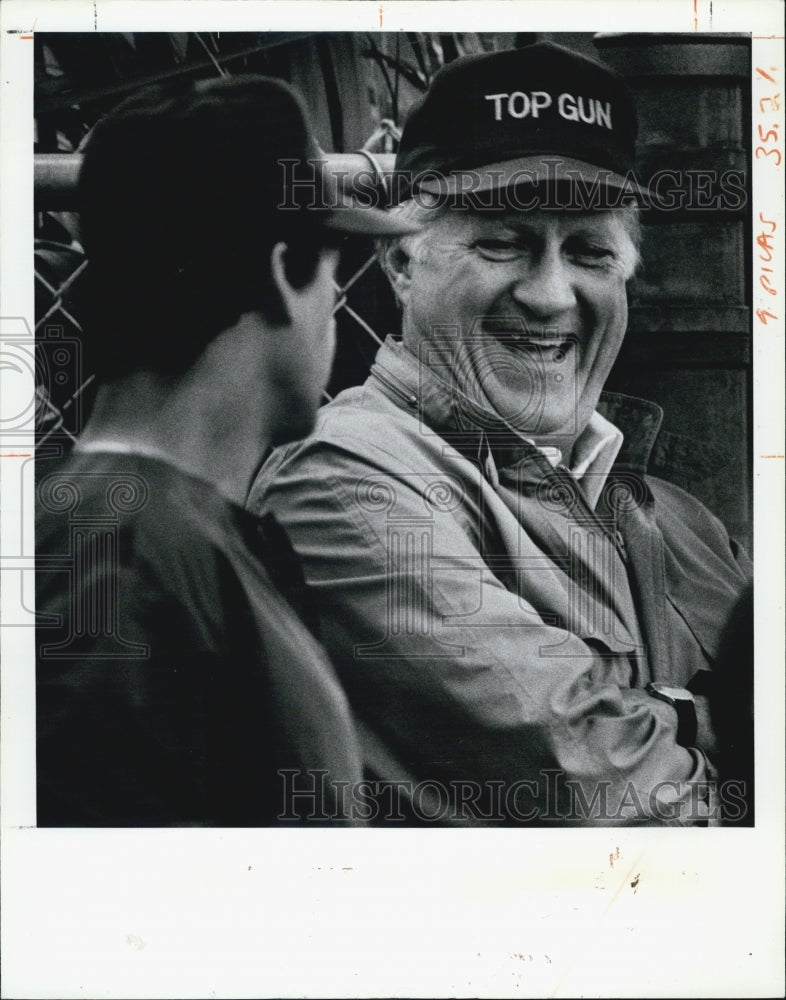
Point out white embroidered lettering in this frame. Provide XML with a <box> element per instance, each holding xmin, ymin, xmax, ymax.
<box><xmin>487</xmin><ymin>90</ymin><xmax>610</xmax><ymax>128</ymax></box>
<box><xmin>595</xmin><ymin>100</ymin><xmax>612</xmax><ymax>129</ymax></box>
<box><xmin>530</xmin><ymin>91</ymin><xmax>553</xmax><ymax>118</ymax></box>
<box><xmin>558</xmin><ymin>92</ymin><xmax>579</xmax><ymax>122</ymax></box>
<box><xmin>577</xmin><ymin>95</ymin><xmax>596</xmax><ymax>125</ymax></box>
<box><xmin>484</xmin><ymin>93</ymin><xmax>509</xmax><ymax>121</ymax></box>
<box><xmin>507</xmin><ymin>91</ymin><xmax>531</xmax><ymax>119</ymax></box>
<box><xmin>559</xmin><ymin>93</ymin><xmax>613</xmax><ymax>129</ymax></box>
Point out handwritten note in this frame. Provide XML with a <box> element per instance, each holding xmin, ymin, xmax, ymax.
<box><xmin>754</xmin><ymin>65</ymin><xmax>782</xmax><ymax>326</ymax></box>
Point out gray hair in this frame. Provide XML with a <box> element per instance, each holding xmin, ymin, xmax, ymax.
<box><xmin>376</xmin><ymin>197</ymin><xmax>449</xmax><ymax>292</ymax></box>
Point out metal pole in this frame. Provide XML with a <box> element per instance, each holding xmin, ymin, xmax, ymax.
<box><xmin>34</xmin><ymin>152</ymin><xmax>397</xmax><ymax>210</ymax></box>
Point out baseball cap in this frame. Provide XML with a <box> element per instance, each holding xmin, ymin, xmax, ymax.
<box><xmin>75</xmin><ymin>74</ymin><xmax>420</xmax><ymax>379</ymax></box>
<box><xmin>193</xmin><ymin>75</ymin><xmax>419</xmax><ymax>237</ymax></box>
<box><xmin>79</xmin><ymin>74</ymin><xmax>418</xmax><ymax>245</ymax></box>
<box><xmin>394</xmin><ymin>41</ymin><xmax>646</xmax><ymax>205</ymax></box>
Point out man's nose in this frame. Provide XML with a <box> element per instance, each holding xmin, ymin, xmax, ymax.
<box><xmin>510</xmin><ymin>251</ymin><xmax>577</xmax><ymax>322</ymax></box>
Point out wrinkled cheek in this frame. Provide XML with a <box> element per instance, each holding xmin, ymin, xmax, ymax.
<box><xmin>607</xmin><ymin>290</ymin><xmax>629</xmax><ymax>356</ymax></box>
<box><xmin>580</xmin><ymin>291</ymin><xmax>628</xmax><ymax>391</ymax></box>
<box><xmin>614</xmin><ymin>285</ymin><xmax>629</xmax><ymax>333</ymax></box>
<box><xmin>596</xmin><ymin>286</ymin><xmax>628</xmax><ymax>346</ymax></box>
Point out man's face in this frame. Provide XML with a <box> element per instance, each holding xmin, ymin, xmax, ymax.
<box><xmin>398</xmin><ymin>207</ymin><xmax>633</xmax><ymax>444</ymax></box>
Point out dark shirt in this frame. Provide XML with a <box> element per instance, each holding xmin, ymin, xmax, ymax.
<box><xmin>36</xmin><ymin>451</ymin><xmax>362</xmax><ymax>826</ymax></box>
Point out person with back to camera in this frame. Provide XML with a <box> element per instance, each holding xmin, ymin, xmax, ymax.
<box><xmin>35</xmin><ymin>75</ymin><xmax>418</xmax><ymax>826</ymax></box>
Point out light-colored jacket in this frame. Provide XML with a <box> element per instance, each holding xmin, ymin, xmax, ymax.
<box><xmin>249</xmin><ymin>338</ymin><xmax>752</xmax><ymax>825</ymax></box>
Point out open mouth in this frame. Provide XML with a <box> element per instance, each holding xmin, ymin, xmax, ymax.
<box><xmin>481</xmin><ymin>324</ymin><xmax>577</xmax><ymax>362</ymax></box>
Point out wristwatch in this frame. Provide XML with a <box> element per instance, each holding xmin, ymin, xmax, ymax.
<box><xmin>646</xmin><ymin>682</ymin><xmax>698</xmax><ymax>748</ymax></box>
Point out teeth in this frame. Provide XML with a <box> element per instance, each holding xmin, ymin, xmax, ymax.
<box><xmin>520</xmin><ymin>341</ymin><xmax>569</xmax><ymax>348</ymax></box>
<box><xmin>489</xmin><ymin>327</ymin><xmax>575</xmax><ymax>352</ymax></box>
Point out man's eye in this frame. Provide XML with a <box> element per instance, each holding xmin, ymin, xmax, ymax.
<box><xmin>567</xmin><ymin>242</ymin><xmax>616</xmax><ymax>266</ymax></box>
<box><xmin>473</xmin><ymin>240</ymin><xmax>524</xmax><ymax>261</ymax></box>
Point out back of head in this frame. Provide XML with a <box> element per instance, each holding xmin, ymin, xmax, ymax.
<box><xmin>78</xmin><ymin>75</ymin><xmax>333</xmax><ymax>380</ymax></box>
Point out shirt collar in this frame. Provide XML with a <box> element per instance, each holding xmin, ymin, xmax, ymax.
<box><xmin>567</xmin><ymin>410</ymin><xmax>624</xmax><ymax>507</ymax></box>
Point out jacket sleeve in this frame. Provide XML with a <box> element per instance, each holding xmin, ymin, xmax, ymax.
<box><xmin>251</xmin><ymin>437</ymin><xmax>721</xmax><ymax>826</ymax></box>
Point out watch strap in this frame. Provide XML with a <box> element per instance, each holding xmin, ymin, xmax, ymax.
<box><xmin>646</xmin><ymin>682</ymin><xmax>698</xmax><ymax>748</ymax></box>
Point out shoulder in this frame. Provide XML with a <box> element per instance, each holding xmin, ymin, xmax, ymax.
<box><xmin>646</xmin><ymin>474</ymin><xmax>731</xmax><ymax>537</ymax></box>
<box><xmin>248</xmin><ymin>393</ymin><xmax>491</xmax><ymax>562</ymax></box>
<box><xmin>310</xmin><ymin>383</ymin><xmax>427</xmax><ymax>461</ymax></box>
<box><xmin>36</xmin><ymin>453</ymin><xmax>252</xmax><ymax>617</ymax></box>
<box><xmin>644</xmin><ymin>473</ymin><xmax>751</xmax><ymax>575</ymax></box>
<box><xmin>250</xmin><ymin>386</ymin><xmax>451</xmax><ymax>514</ymax></box>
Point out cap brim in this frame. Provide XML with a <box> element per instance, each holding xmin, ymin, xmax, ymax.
<box><xmin>415</xmin><ymin>155</ymin><xmax>652</xmax><ymax>204</ymax></box>
<box><xmin>322</xmin><ymin>195</ymin><xmax>421</xmax><ymax>237</ymax></box>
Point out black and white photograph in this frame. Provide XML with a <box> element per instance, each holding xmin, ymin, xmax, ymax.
<box><xmin>1</xmin><ymin>2</ymin><xmax>783</xmax><ymax>997</ymax></box>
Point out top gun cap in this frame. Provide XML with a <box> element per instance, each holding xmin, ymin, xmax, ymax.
<box><xmin>394</xmin><ymin>41</ymin><xmax>647</xmax><ymax>203</ymax></box>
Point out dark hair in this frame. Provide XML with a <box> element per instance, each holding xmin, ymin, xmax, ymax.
<box><xmin>77</xmin><ymin>75</ymin><xmax>340</xmax><ymax>380</ymax></box>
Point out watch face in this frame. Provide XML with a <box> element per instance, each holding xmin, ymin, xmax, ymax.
<box><xmin>650</xmin><ymin>683</ymin><xmax>695</xmax><ymax>703</ymax></box>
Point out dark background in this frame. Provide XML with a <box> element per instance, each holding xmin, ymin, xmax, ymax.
<box><xmin>34</xmin><ymin>31</ymin><xmax>752</xmax><ymax>550</ymax></box>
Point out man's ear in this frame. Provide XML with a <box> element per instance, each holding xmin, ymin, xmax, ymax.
<box><xmin>269</xmin><ymin>241</ymin><xmax>297</xmax><ymax>325</ymax></box>
<box><xmin>381</xmin><ymin>239</ymin><xmax>414</xmax><ymax>306</ymax></box>
<box><xmin>270</xmin><ymin>241</ymin><xmax>338</xmax><ymax>330</ymax></box>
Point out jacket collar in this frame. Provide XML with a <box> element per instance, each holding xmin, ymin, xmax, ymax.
<box><xmin>596</xmin><ymin>391</ymin><xmax>664</xmax><ymax>475</ymax></box>
<box><xmin>370</xmin><ymin>337</ymin><xmax>665</xmax><ymax>476</ymax></box>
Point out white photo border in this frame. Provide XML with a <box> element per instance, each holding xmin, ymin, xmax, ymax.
<box><xmin>1</xmin><ymin>3</ymin><xmax>783</xmax><ymax>998</ymax></box>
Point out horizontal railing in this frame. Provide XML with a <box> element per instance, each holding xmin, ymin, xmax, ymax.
<box><xmin>34</xmin><ymin>152</ymin><xmax>398</xmax><ymax>209</ymax></box>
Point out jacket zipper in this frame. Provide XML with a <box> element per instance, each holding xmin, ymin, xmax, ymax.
<box><xmin>553</xmin><ymin>464</ymin><xmax>628</xmax><ymax>562</ymax></box>
<box><xmin>370</xmin><ymin>363</ymin><xmax>419</xmax><ymax>409</ymax></box>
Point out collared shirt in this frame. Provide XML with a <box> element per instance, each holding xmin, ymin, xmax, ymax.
<box><xmin>567</xmin><ymin>411</ymin><xmax>624</xmax><ymax>507</ymax></box>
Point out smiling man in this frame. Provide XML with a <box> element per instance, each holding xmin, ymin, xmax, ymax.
<box><xmin>248</xmin><ymin>42</ymin><xmax>752</xmax><ymax>825</ymax></box>
<box><xmin>387</xmin><ymin>205</ymin><xmax>638</xmax><ymax>450</ymax></box>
